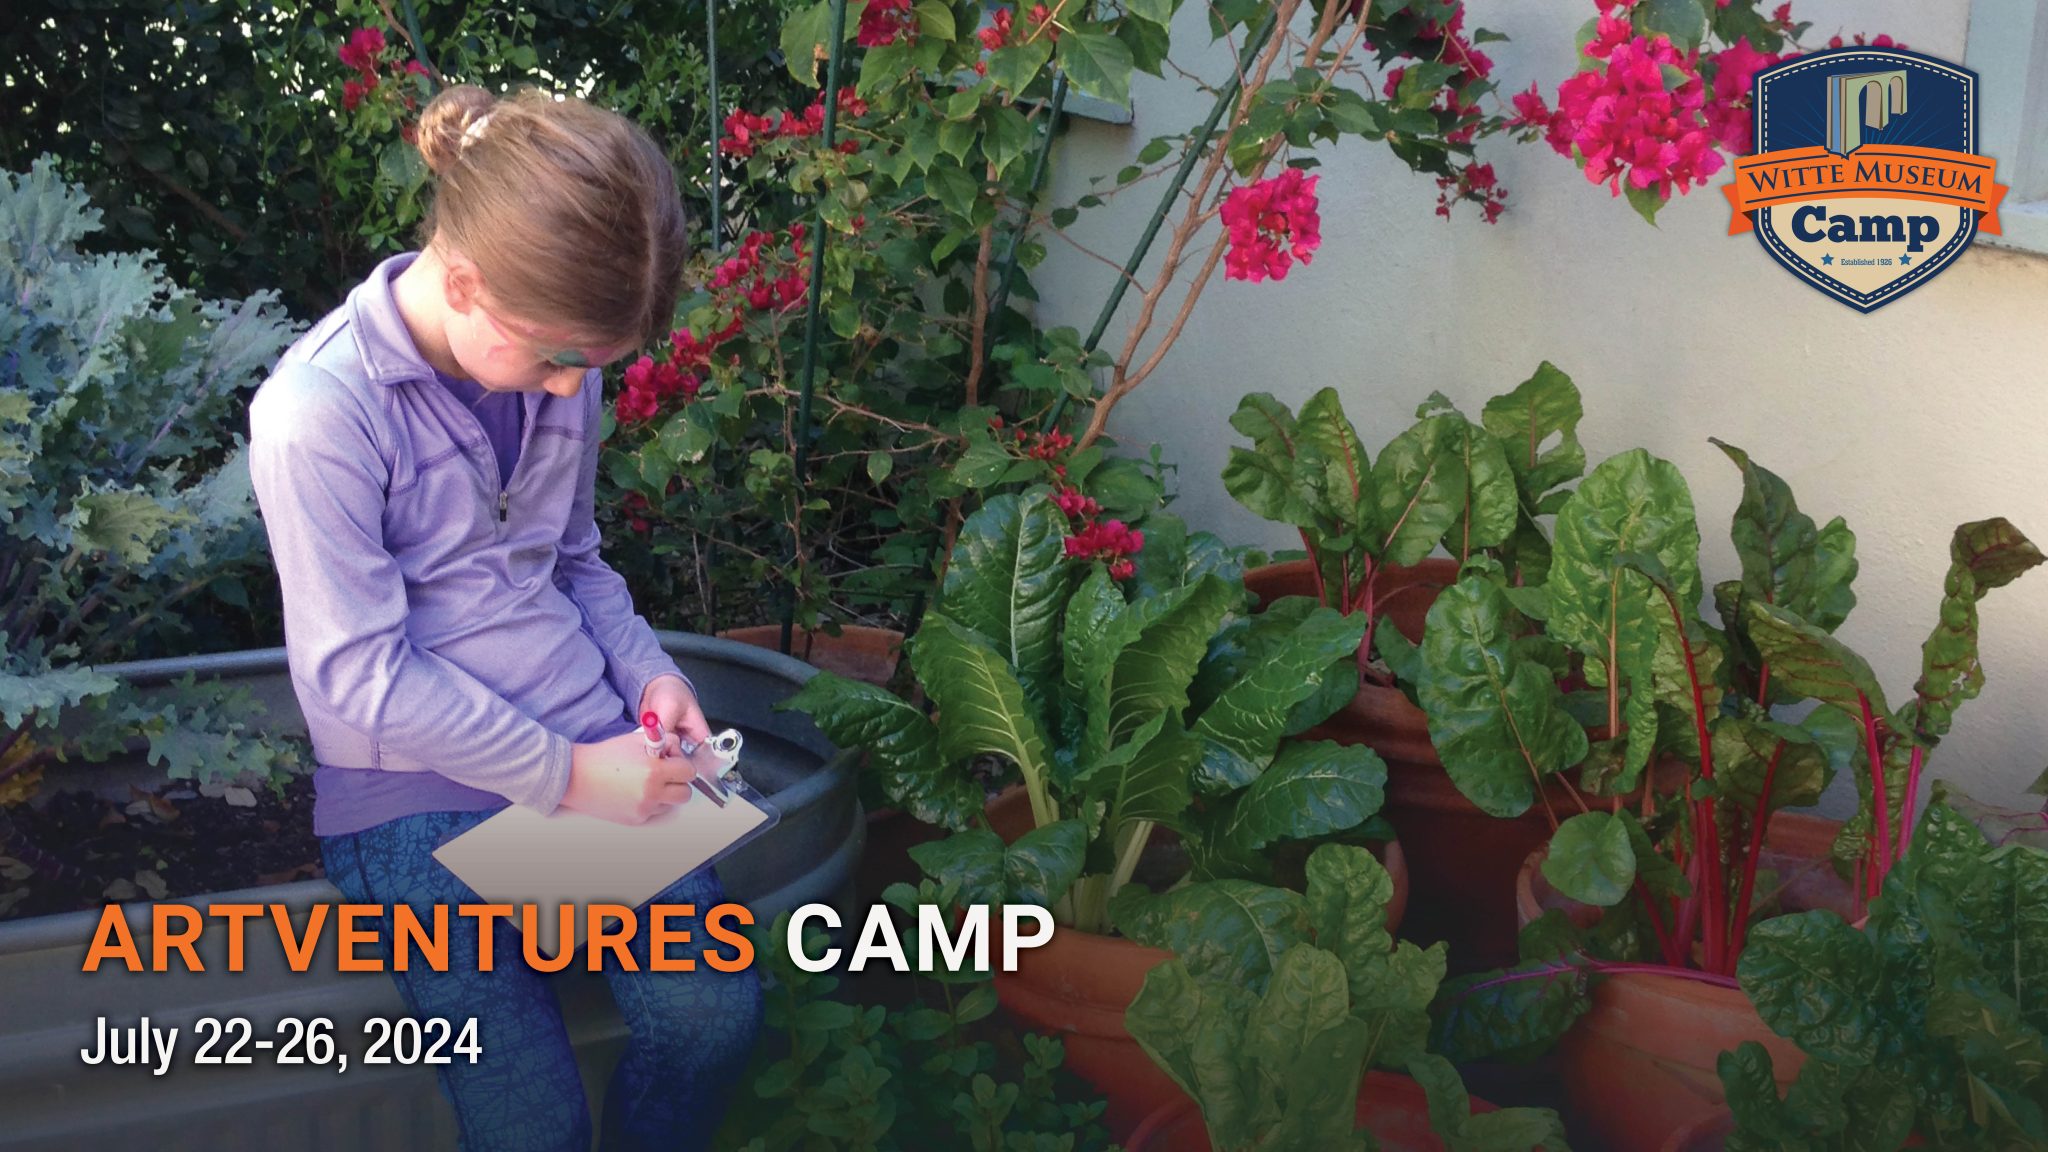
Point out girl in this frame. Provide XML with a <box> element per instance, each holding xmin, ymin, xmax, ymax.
<box><xmin>249</xmin><ymin>86</ymin><xmax>761</xmax><ymax>1151</ymax></box>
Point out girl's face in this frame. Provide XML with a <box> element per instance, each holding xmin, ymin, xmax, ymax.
<box><xmin>445</xmin><ymin>284</ymin><xmax>632</xmax><ymax>398</ymax></box>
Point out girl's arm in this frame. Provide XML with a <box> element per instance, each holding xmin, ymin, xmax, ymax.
<box><xmin>553</xmin><ymin>376</ymin><xmax>694</xmax><ymax>717</ymax></box>
<box><xmin>249</xmin><ymin>364</ymin><xmax>574</xmax><ymax>811</ymax></box>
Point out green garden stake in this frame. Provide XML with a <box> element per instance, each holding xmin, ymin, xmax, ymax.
<box><xmin>705</xmin><ymin>0</ymin><xmax>724</xmax><ymax>249</ymax></box>
<box><xmin>399</xmin><ymin>0</ymin><xmax>437</xmax><ymax>88</ymax></box>
<box><xmin>780</xmin><ymin>0</ymin><xmax>850</xmax><ymax>656</ymax></box>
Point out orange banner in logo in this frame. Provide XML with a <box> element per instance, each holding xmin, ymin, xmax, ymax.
<box><xmin>1724</xmin><ymin>144</ymin><xmax>2007</xmax><ymax>235</ymax></box>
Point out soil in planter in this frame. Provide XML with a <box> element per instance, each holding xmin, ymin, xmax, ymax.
<box><xmin>0</xmin><ymin>775</ymin><xmax>322</xmax><ymax>921</ymax></box>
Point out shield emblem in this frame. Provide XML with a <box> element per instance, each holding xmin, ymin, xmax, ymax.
<box><xmin>1732</xmin><ymin>49</ymin><xmax>1997</xmax><ymax>313</ymax></box>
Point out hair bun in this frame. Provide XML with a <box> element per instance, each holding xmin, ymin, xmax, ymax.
<box><xmin>416</xmin><ymin>85</ymin><xmax>499</xmax><ymax>176</ymax></box>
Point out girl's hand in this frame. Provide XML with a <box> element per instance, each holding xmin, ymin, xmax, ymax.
<box><xmin>561</xmin><ymin>730</ymin><xmax>702</xmax><ymax>824</ymax></box>
<box><xmin>639</xmin><ymin>674</ymin><xmax>710</xmax><ymax>754</ymax></box>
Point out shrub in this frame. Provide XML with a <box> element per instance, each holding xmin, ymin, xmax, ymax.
<box><xmin>0</xmin><ymin>159</ymin><xmax>303</xmax><ymax>806</ymax></box>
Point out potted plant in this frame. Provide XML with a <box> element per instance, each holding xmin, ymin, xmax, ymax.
<box><xmin>1116</xmin><ymin>844</ymin><xmax>1568</xmax><ymax>1151</ymax></box>
<box><xmin>1223</xmin><ymin>365</ymin><xmax>1587</xmax><ymax>967</ymax></box>
<box><xmin>786</xmin><ymin>489</ymin><xmax>1405</xmax><ymax>1133</ymax></box>
<box><xmin>1424</xmin><ymin>438</ymin><xmax>2041</xmax><ymax>1152</ymax></box>
<box><xmin>1708</xmin><ymin>790</ymin><xmax>2047</xmax><ymax>1150</ymax></box>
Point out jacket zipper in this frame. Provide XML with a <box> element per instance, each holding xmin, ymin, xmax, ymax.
<box><xmin>499</xmin><ymin>492</ymin><xmax>509</xmax><ymax>522</ymax></box>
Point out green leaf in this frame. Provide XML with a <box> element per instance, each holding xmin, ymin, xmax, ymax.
<box><xmin>1911</xmin><ymin>518</ymin><xmax>2043</xmax><ymax>743</ymax></box>
<box><xmin>782</xmin><ymin>0</ymin><xmax>836</xmax><ymax>86</ymax></box>
<box><xmin>0</xmin><ymin>664</ymin><xmax>119</xmax><ymax>728</ymax></box>
<box><xmin>1548</xmin><ymin>449</ymin><xmax>1701</xmax><ymax>691</ymax></box>
<box><xmin>979</xmin><ymin>105</ymin><xmax>1035</xmax><ymax>179</ymax></box>
<box><xmin>910</xmin><ymin>828</ymin><xmax>1006</xmax><ymax>905</ymax></box>
<box><xmin>1416</xmin><ymin>576</ymin><xmax>1589</xmax><ymax>818</ymax></box>
<box><xmin>1222</xmin><ymin>740</ymin><xmax>1388</xmax><ymax>852</ymax></box>
<box><xmin>1107</xmin><ymin>574</ymin><xmax>1234</xmax><ymax>748</ymax></box>
<box><xmin>1191</xmin><ymin>604</ymin><xmax>1366</xmax><ymax>792</ymax></box>
<box><xmin>1738</xmin><ymin>909</ymin><xmax>1885</xmax><ymax>1065</ymax></box>
<box><xmin>1713</xmin><ymin>438</ymin><xmax>1821</xmax><ymax>616</ymax></box>
<box><xmin>912</xmin><ymin>0</ymin><xmax>956</xmax><ymax>41</ymax></box>
<box><xmin>1412</xmin><ymin>1052</ymin><xmax>1572</xmax><ymax>1152</ymax></box>
<box><xmin>985</xmin><ymin>39</ymin><xmax>1054</xmax><ymax>94</ymax></box>
<box><xmin>938</xmin><ymin>493</ymin><xmax>1072</xmax><ymax>713</ymax></box>
<box><xmin>909</xmin><ymin>614</ymin><xmax>1059</xmax><ymax>809</ymax></box>
<box><xmin>1745</xmin><ymin>600</ymin><xmax>1895</xmax><ymax>726</ymax></box>
<box><xmin>1099</xmin><ymin>715</ymin><xmax>1199</xmax><ymax>828</ymax></box>
<box><xmin>1542</xmin><ymin>810</ymin><xmax>1637</xmax><ymax>907</ymax></box>
<box><xmin>1640</xmin><ymin>0</ymin><xmax>1710</xmax><ymax>51</ymax></box>
<box><xmin>1126</xmin><ymin>961</ymin><xmax>1258</xmax><ymax>1116</ymax></box>
<box><xmin>69</xmin><ymin>487</ymin><xmax>189</xmax><ymax>564</ymax></box>
<box><xmin>1058</xmin><ymin>28</ymin><xmax>1135</xmax><ymax>107</ymax></box>
<box><xmin>1480</xmin><ymin>361</ymin><xmax>1584</xmax><ymax>505</ymax></box>
<box><xmin>1125</xmin><ymin>0</ymin><xmax>1176</xmax><ymax>26</ymax></box>
<box><xmin>1113</xmin><ymin>879</ymin><xmax>1310</xmax><ymax>989</ymax></box>
<box><xmin>1448</xmin><ymin>418</ymin><xmax>1519</xmax><ymax>555</ymax></box>
<box><xmin>1371</xmin><ymin>414</ymin><xmax>1469</xmax><ymax>567</ymax></box>
<box><xmin>1803</xmin><ymin>516</ymin><xmax>1860</xmax><ymax>633</ymax></box>
<box><xmin>1004</xmin><ymin>818</ymin><xmax>1087</xmax><ymax>906</ymax></box>
<box><xmin>782</xmin><ymin>672</ymin><xmax>979</xmax><ymax>828</ymax></box>
<box><xmin>925</xmin><ymin>162</ymin><xmax>981</xmax><ymax>217</ymax></box>
<box><xmin>865</xmin><ymin>450</ymin><xmax>893</xmax><ymax>484</ymax></box>
<box><xmin>1429</xmin><ymin>957</ymin><xmax>1592</xmax><ymax>1064</ymax></box>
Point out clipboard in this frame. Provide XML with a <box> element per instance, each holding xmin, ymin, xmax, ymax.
<box><xmin>432</xmin><ymin>729</ymin><xmax>778</xmax><ymax>956</ymax></box>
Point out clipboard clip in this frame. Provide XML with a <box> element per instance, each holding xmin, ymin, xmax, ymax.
<box><xmin>680</xmin><ymin>728</ymin><xmax>747</xmax><ymax>799</ymax></box>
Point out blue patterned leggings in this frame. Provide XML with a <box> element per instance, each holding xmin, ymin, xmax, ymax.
<box><xmin>321</xmin><ymin>809</ymin><xmax>764</xmax><ymax>1152</ymax></box>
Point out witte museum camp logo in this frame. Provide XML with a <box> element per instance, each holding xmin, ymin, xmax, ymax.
<box><xmin>1724</xmin><ymin>48</ymin><xmax>2007</xmax><ymax>312</ymax></box>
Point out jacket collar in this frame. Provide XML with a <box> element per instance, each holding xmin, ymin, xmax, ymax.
<box><xmin>345</xmin><ymin>252</ymin><xmax>440</xmax><ymax>387</ymax></box>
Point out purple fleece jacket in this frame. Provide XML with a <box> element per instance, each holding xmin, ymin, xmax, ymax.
<box><xmin>248</xmin><ymin>253</ymin><xmax>687</xmax><ymax>836</ymax></box>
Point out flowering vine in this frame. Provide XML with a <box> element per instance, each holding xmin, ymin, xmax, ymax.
<box><xmin>1509</xmin><ymin>0</ymin><xmax>1900</xmax><ymax>221</ymax></box>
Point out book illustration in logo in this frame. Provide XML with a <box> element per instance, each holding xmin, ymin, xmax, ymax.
<box><xmin>1724</xmin><ymin>49</ymin><xmax>2007</xmax><ymax>313</ymax></box>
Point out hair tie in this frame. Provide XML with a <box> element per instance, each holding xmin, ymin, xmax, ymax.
<box><xmin>461</xmin><ymin>112</ymin><xmax>493</xmax><ymax>149</ymax></box>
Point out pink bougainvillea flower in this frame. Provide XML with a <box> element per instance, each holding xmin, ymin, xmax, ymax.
<box><xmin>1052</xmin><ymin>486</ymin><xmax>1101</xmax><ymax>520</ymax></box>
<box><xmin>338</xmin><ymin>27</ymin><xmax>386</xmax><ymax>73</ymax></box>
<box><xmin>1221</xmin><ymin>169</ymin><xmax>1322</xmax><ymax>283</ymax></box>
<box><xmin>857</xmin><ymin>0</ymin><xmax>917</xmax><ymax>48</ymax></box>
<box><xmin>1027</xmin><ymin>3</ymin><xmax>1060</xmax><ymax>42</ymax></box>
<box><xmin>979</xmin><ymin>7</ymin><xmax>1013</xmax><ymax>51</ymax></box>
<box><xmin>341</xmin><ymin>79</ymin><xmax>366</xmax><ymax>111</ymax></box>
<box><xmin>615</xmin><ymin>384</ymin><xmax>660</xmax><ymax>425</ymax></box>
<box><xmin>1704</xmin><ymin>38</ymin><xmax>1778</xmax><ymax>154</ymax></box>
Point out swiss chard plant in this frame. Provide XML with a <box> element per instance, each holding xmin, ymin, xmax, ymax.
<box><xmin>1120</xmin><ymin>843</ymin><xmax>1571</xmax><ymax>1151</ymax></box>
<box><xmin>1717</xmin><ymin>791</ymin><xmax>2048</xmax><ymax>1150</ymax></box>
<box><xmin>1221</xmin><ymin>363</ymin><xmax>1585</xmax><ymax>685</ymax></box>
<box><xmin>1426</xmin><ymin>440</ymin><xmax>2041</xmax><ymax>1059</ymax></box>
<box><xmin>785</xmin><ymin>490</ymin><xmax>1393</xmax><ymax>932</ymax></box>
<box><xmin>0</xmin><ymin>160</ymin><xmax>305</xmax><ymax>812</ymax></box>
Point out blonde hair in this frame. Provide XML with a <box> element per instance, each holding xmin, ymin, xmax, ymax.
<box><xmin>415</xmin><ymin>85</ymin><xmax>686</xmax><ymax>350</ymax></box>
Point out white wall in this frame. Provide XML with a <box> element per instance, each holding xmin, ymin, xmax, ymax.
<box><xmin>1035</xmin><ymin>0</ymin><xmax>2048</xmax><ymax>809</ymax></box>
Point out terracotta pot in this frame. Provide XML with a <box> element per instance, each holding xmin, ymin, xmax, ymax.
<box><xmin>720</xmin><ymin>625</ymin><xmax>936</xmax><ymax>901</ymax></box>
<box><xmin>716</xmin><ymin>623</ymin><xmax>905</xmax><ymax>686</ymax></box>
<box><xmin>1125</xmin><ymin>1071</ymin><xmax>1501</xmax><ymax>1152</ymax></box>
<box><xmin>1244</xmin><ymin>558</ymin><xmax>1570</xmax><ymax>971</ymax></box>
<box><xmin>1514</xmin><ymin>813</ymin><xmax>1853</xmax><ymax>1152</ymax></box>
<box><xmin>983</xmin><ymin>786</ymin><xmax>1409</xmax><ymax>1137</ymax></box>
<box><xmin>1662</xmin><ymin>1107</ymin><xmax>1927</xmax><ymax>1152</ymax></box>
<box><xmin>1662</xmin><ymin>1109</ymin><xmax>1735</xmax><ymax>1152</ymax></box>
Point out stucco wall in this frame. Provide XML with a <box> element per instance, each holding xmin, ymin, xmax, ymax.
<box><xmin>1034</xmin><ymin>0</ymin><xmax>2048</xmax><ymax>809</ymax></box>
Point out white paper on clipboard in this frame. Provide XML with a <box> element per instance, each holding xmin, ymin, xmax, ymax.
<box><xmin>433</xmin><ymin>741</ymin><xmax>772</xmax><ymax>956</ymax></box>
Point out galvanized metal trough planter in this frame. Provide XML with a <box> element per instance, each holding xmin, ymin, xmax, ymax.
<box><xmin>0</xmin><ymin>632</ymin><xmax>863</xmax><ymax>1151</ymax></box>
